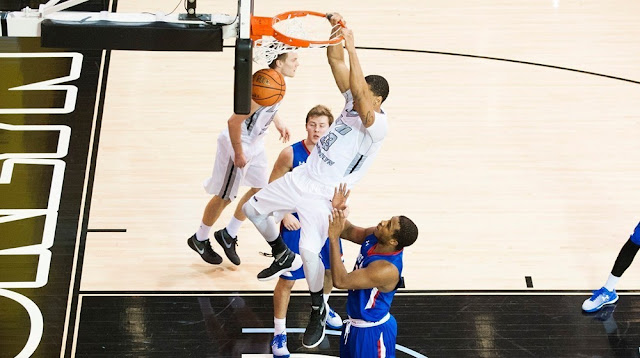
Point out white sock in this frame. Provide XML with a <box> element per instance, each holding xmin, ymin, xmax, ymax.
<box><xmin>274</xmin><ymin>317</ymin><xmax>286</xmax><ymax>336</ymax></box>
<box><xmin>195</xmin><ymin>222</ymin><xmax>212</xmax><ymax>242</ymax></box>
<box><xmin>604</xmin><ymin>274</ymin><xmax>620</xmax><ymax>291</ymax></box>
<box><xmin>323</xmin><ymin>293</ymin><xmax>330</xmax><ymax>305</ymax></box>
<box><xmin>226</xmin><ymin>216</ymin><xmax>243</xmax><ymax>238</ymax></box>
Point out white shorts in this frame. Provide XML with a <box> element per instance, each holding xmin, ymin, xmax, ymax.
<box><xmin>249</xmin><ymin>165</ymin><xmax>334</xmax><ymax>254</ymax></box>
<box><xmin>203</xmin><ymin>133</ymin><xmax>268</xmax><ymax>200</ymax></box>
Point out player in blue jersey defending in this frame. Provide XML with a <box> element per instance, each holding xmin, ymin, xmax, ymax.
<box><xmin>267</xmin><ymin>105</ymin><xmax>344</xmax><ymax>357</ymax></box>
<box><xmin>327</xmin><ymin>185</ymin><xmax>419</xmax><ymax>357</ymax></box>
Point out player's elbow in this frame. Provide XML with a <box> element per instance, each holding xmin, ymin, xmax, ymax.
<box><xmin>331</xmin><ymin>275</ymin><xmax>348</xmax><ymax>289</ymax></box>
<box><xmin>333</xmin><ymin>281</ymin><xmax>348</xmax><ymax>289</ymax></box>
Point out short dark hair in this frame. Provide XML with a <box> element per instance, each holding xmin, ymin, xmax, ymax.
<box><xmin>365</xmin><ymin>75</ymin><xmax>389</xmax><ymax>103</ymax></box>
<box><xmin>305</xmin><ymin>105</ymin><xmax>334</xmax><ymax>125</ymax></box>
<box><xmin>268</xmin><ymin>52</ymin><xmax>288</xmax><ymax>69</ymax></box>
<box><xmin>393</xmin><ymin>216</ymin><xmax>418</xmax><ymax>250</ymax></box>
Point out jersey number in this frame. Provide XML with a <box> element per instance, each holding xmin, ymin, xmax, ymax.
<box><xmin>320</xmin><ymin>117</ymin><xmax>352</xmax><ymax>151</ymax></box>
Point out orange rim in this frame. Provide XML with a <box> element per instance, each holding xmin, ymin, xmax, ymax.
<box><xmin>251</xmin><ymin>10</ymin><xmax>344</xmax><ymax>47</ymax></box>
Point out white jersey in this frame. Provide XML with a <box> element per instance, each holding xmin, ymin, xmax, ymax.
<box><xmin>222</xmin><ymin>101</ymin><xmax>282</xmax><ymax>147</ymax></box>
<box><xmin>304</xmin><ymin>90</ymin><xmax>388</xmax><ymax>188</ymax></box>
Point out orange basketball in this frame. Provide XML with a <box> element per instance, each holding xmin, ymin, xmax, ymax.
<box><xmin>251</xmin><ymin>68</ymin><xmax>286</xmax><ymax>107</ymax></box>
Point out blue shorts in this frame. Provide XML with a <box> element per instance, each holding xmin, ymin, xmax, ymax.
<box><xmin>280</xmin><ymin>223</ymin><xmax>343</xmax><ymax>281</ymax></box>
<box><xmin>630</xmin><ymin>221</ymin><xmax>640</xmax><ymax>245</ymax></box>
<box><xmin>340</xmin><ymin>315</ymin><xmax>397</xmax><ymax>358</ymax></box>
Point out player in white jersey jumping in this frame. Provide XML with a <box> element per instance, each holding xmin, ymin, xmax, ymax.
<box><xmin>242</xmin><ymin>14</ymin><xmax>391</xmax><ymax>348</ymax></box>
<box><xmin>187</xmin><ymin>52</ymin><xmax>297</xmax><ymax>266</ymax></box>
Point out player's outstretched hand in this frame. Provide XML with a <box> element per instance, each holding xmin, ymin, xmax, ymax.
<box><xmin>331</xmin><ymin>183</ymin><xmax>350</xmax><ymax>210</ymax></box>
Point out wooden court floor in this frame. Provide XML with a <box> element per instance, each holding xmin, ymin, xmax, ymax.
<box><xmin>84</xmin><ymin>0</ymin><xmax>640</xmax><ymax>292</ymax></box>
<box><xmin>3</xmin><ymin>0</ymin><xmax>640</xmax><ymax>357</ymax></box>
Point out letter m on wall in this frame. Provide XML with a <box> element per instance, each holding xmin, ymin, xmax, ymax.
<box><xmin>0</xmin><ymin>52</ymin><xmax>83</xmax><ymax>114</ymax></box>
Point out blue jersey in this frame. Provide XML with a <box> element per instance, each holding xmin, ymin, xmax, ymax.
<box><xmin>346</xmin><ymin>234</ymin><xmax>403</xmax><ymax>322</ymax></box>
<box><xmin>291</xmin><ymin>139</ymin><xmax>310</xmax><ymax>169</ymax></box>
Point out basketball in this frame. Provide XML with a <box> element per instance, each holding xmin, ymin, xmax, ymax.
<box><xmin>252</xmin><ymin>68</ymin><xmax>286</xmax><ymax>107</ymax></box>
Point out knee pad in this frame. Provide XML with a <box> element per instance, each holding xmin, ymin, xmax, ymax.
<box><xmin>242</xmin><ymin>200</ymin><xmax>259</xmax><ymax>219</ymax></box>
<box><xmin>299</xmin><ymin>247</ymin><xmax>322</xmax><ymax>266</ymax></box>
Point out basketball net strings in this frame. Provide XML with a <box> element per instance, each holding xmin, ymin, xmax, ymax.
<box><xmin>253</xmin><ymin>15</ymin><xmax>343</xmax><ymax>66</ymax></box>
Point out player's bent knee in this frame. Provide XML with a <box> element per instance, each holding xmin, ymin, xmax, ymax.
<box><xmin>299</xmin><ymin>247</ymin><xmax>322</xmax><ymax>264</ymax></box>
<box><xmin>242</xmin><ymin>200</ymin><xmax>259</xmax><ymax>219</ymax></box>
<box><xmin>299</xmin><ymin>240</ymin><xmax>324</xmax><ymax>256</ymax></box>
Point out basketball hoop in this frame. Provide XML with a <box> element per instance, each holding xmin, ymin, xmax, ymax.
<box><xmin>250</xmin><ymin>11</ymin><xmax>344</xmax><ymax>65</ymax></box>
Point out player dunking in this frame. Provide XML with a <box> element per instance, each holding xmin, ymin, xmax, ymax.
<box><xmin>243</xmin><ymin>13</ymin><xmax>391</xmax><ymax>348</ymax></box>
<box><xmin>187</xmin><ymin>53</ymin><xmax>297</xmax><ymax>265</ymax></box>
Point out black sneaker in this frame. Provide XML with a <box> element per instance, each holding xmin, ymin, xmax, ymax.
<box><xmin>257</xmin><ymin>248</ymin><xmax>301</xmax><ymax>281</ymax></box>
<box><xmin>214</xmin><ymin>228</ymin><xmax>241</xmax><ymax>265</ymax></box>
<box><xmin>187</xmin><ymin>234</ymin><xmax>223</xmax><ymax>264</ymax></box>
<box><xmin>302</xmin><ymin>304</ymin><xmax>327</xmax><ymax>348</ymax></box>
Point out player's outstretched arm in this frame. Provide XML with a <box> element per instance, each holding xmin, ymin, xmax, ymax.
<box><xmin>342</xmin><ymin>28</ymin><xmax>377</xmax><ymax>128</ymax></box>
<box><xmin>326</xmin><ymin>12</ymin><xmax>350</xmax><ymax>93</ymax></box>
<box><xmin>328</xmin><ymin>209</ymin><xmax>398</xmax><ymax>291</ymax></box>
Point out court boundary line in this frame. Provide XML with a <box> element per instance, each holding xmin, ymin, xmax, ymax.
<box><xmin>62</xmin><ymin>1</ymin><xmax>116</xmax><ymax>356</ymax></box>
<box><xmin>77</xmin><ymin>289</ymin><xmax>640</xmax><ymax>296</ymax></box>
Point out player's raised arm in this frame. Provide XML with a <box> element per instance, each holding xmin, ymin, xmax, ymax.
<box><xmin>328</xmin><ymin>209</ymin><xmax>397</xmax><ymax>290</ymax></box>
<box><xmin>326</xmin><ymin>12</ymin><xmax>350</xmax><ymax>93</ymax></box>
<box><xmin>342</xmin><ymin>28</ymin><xmax>377</xmax><ymax>128</ymax></box>
<box><xmin>328</xmin><ymin>208</ymin><xmax>374</xmax><ymax>246</ymax></box>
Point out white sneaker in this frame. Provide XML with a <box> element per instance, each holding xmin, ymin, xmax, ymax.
<box><xmin>582</xmin><ymin>287</ymin><xmax>619</xmax><ymax>312</ymax></box>
<box><xmin>271</xmin><ymin>333</ymin><xmax>290</xmax><ymax>358</ymax></box>
<box><xmin>325</xmin><ymin>304</ymin><xmax>343</xmax><ymax>329</ymax></box>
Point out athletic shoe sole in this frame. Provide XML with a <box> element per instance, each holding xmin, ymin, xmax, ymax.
<box><xmin>187</xmin><ymin>236</ymin><xmax>222</xmax><ymax>265</ymax></box>
<box><xmin>257</xmin><ymin>254</ymin><xmax>302</xmax><ymax>282</ymax></box>
<box><xmin>302</xmin><ymin>328</ymin><xmax>325</xmax><ymax>349</ymax></box>
<box><xmin>302</xmin><ymin>307</ymin><xmax>327</xmax><ymax>349</ymax></box>
<box><xmin>583</xmin><ymin>295</ymin><xmax>619</xmax><ymax>313</ymax></box>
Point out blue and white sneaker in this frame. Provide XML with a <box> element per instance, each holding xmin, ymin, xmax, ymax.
<box><xmin>325</xmin><ymin>305</ymin><xmax>343</xmax><ymax>330</ymax></box>
<box><xmin>271</xmin><ymin>333</ymin><xmax>290</xmax><ymax>358</ymax></box>
<box><xmin>582</xmin><ymin>287</ymin><xmax>619</xmax><ymax>313</ymax></box>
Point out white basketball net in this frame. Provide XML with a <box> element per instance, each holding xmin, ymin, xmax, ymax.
<box><xmin>253</xmin><ymin>14</ymin><xmax>342</xmax><ymax>66</ymax></box>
